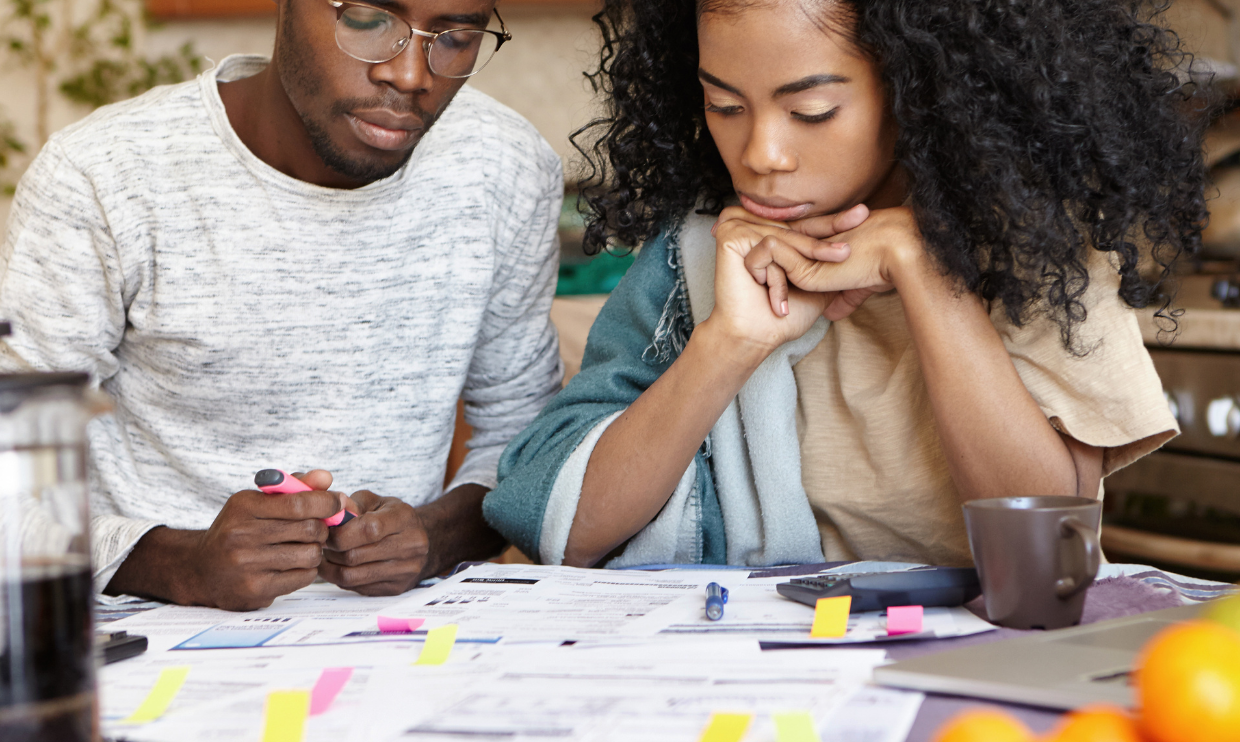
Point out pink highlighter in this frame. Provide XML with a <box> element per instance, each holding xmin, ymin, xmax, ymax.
<box><xmin>254</xmin><ymin>469</ymin><xmax>356</xmax><ymax>527</ymax></box>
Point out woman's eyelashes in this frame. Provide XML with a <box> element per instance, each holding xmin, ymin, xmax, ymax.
<box><xmin>703</xmin><ymin>102</ymin><xmax>840</xmax><ymax>125</ymax></box>
<box><xmin>705</xmin><ymin>103</ymin><xmax>744</xmax><ymax>115</ymax></box>
<box><xmin>792</xmin><ymin>107</ymin><xmax>839</xmax><ymax>124</ymax></box>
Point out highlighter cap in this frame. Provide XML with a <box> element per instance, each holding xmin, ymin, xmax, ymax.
<box><xmin>254</xmin><ymin>469</ymin><xmax>287</xmax><ymax>488</ymax></box>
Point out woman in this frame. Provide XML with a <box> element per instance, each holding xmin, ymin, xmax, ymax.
<box><xmin>483</xmin><ymin>0</ymin><xmax>1203</xmax><ymax>569</ymax></box>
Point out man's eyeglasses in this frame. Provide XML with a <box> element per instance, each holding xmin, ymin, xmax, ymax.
<box><xmin>327</xmin><ymin>1</ymin><xmax>511</xmax><ymax>78</ymax></box>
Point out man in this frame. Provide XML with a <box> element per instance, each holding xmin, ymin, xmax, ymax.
<box><xmin>0</xmin><ymin>0</ymin><xmax>563</xmax><ymax>610</ymax></box>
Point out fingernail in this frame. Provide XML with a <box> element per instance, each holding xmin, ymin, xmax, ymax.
<box><xmin>711</xmin><ymin>221</ymin><xmax>718</xmax><ymax>236</ymax></box>
<box><xmin>780</xmin><ymin>300</ymin><xmax>789</xmax><ymax>316</ymax></box>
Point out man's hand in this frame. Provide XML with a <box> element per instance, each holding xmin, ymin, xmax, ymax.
<box><xmin>318</xmin><ymin>483</ymin><xmax>506</xmax><ymax>597</ymax></box>
<box><xmin>190</xmin><ymin>485</ymin><xmax>342</xmax><ymax>610</ymax></box>
<box><xmin>105</xmin><ymin>470</ymin><xmax>350</xmax><ymax>611</ymax></box>
<box><xmin>319</xmin><ymin>491</ymin><xmax>430</xmax><ymax>596</ymax></box>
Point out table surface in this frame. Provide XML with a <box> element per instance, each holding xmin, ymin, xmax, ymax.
<box><xmin>95</xmin><ymin>563</ymin><xmax>1236</xmax><ymax>742</ymax></box>
<box><xmin>889</xmin><ymin>566</ymin><xmax>1235</xmax><ymax>740</ymax></box>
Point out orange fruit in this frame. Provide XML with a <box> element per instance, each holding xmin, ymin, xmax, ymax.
<box><xmin>1206</xmin><ymin>595</ymin><xmax>1240</xmax><ymax>635</ymax></box>
<box><xmin>932</xmin><ymin>708</ymin><xmax>1035</xmax><ymax>742</ymax></box>
<box><xmin>1043</xmin><ymin>705</ymin><xmax>1143</xmax><ymax>742</ymax></box>
<box><xmin>1135</xmin><ymin>620</ymin><xmax>1240</xmax><ymax>742</ymax></box>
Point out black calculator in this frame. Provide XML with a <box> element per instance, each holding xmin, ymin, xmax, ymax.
<box><xmin>776</xmin><ymin>567</ymin><xmax>981</xmax><ymax>613</ymax></box>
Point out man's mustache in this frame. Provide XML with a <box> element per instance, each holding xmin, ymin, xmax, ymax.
<box><xmin>333</xmin><ymin>96</ymin><xmax>428</xmax><ymax>119</ymax></box>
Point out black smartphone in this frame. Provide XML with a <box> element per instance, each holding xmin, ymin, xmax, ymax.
<box><xmin>98</xmin><ymin>631</ymin><xmax>148</xmax><ymax>664</ymax></box>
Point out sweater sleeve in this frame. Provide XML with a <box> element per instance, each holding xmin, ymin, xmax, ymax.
<box><xmin>0</xmin><ymin>140</ymin><xmax>128</xmax><ymax>379</ymax></box>
<box><xmin>446</xmin><ymin>143</ymin><xmax>565</xmax><ymax>493</ymax></box>
<box><xmin>482</xmin><ymin>233</ymin><xmax>690</xmax><ymax>560</ymax></box>
<box><xmin>1</xmin><ymin>140</ymin><xmax>164</xmax><ymax>593</ymax></box>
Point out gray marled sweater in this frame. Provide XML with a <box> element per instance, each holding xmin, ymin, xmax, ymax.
<box><xmin>0</xmin><ymin>55</ymin><xmax>564</xmax><ymax>591</ymax></box>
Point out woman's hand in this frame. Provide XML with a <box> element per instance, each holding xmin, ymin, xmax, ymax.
<box><xmin>713</xmin><ymin>204</ymin><xmax>866</xmax><ymax>316</ymax></box>
<box><xmin>742</xmin><ymin>205</ymin><xmax>927</xmax><ymax>320</ymax></box>
<box><xmin>708</xmin><ymin>209</ymin><xmax>841</xmax><ymax>356</ymax></box>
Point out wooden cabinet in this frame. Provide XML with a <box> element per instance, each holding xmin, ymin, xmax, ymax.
<box><xmin>148</xmin><ymin>0</ymin><xmax>596</xmax><ymax>21</ymax></box>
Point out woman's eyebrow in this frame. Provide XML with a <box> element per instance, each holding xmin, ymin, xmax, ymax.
<box><xmin>772</xmin><ymin>74</ymin><xmax>850</xmax><ymax>97</ymax></box>
<box><xmin>698</xmin><ymin>69</ymin><xmax>743</xmax><ymax>96</ymax></box>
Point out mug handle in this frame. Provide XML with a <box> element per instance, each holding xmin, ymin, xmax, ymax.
<box><xmin>1055</xmin><ymin>516</ymin><xmax>1101</xmax><ymax>598</ymax></box>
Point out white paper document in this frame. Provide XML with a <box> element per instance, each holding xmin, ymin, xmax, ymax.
<box><xmin>112</xmin><ymin>665</ymin><xmax>384</xmax><ymax>742</ymax></box>
<box><xmin>107</xmin><ymin>639</ymin><xmax>921</xmax><ymax>742</ymax></box>
<box><xmin>98</xmin><ymin>565</ymin><xmax>952</xmax><ymax>742</ymax></box>
<box><xmin>359</xmin><ymin>640</ymin><xmax>910</xmax><ymax>742</ymax></box>
<box><xmin>104</xmin><ymin>582</ymin><xmax>415</xmax><ymax>651</ymax></box>
<box><xmin>647</xmin><ymin>563</ymin><xmax>994</xmax><ymax>644</ymax></box>
<box><xmin>650</xmin><ymin>588</ymin><xmax>995</xmax><ymax>644</ymax></box>
<box><xmin>378</xmin><ymin>562</ymin><xmax>994</xmax><ymax>645</ymax></box>
<box><xmin>377</xmin><ymin>563</ymin><xmax>725</xmax><ymax>641</ymax></box>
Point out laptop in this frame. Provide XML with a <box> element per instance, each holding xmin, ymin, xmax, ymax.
<box><xmin>872</xmin><ymin>603</ymin><xmax>1205</xmax><ymax>710</ymax></box>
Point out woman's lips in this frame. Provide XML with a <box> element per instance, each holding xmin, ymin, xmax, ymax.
<box><xmin>738</xmin><ymin>193</ymin><xmax>814</xmax><ymax>222</ymax></box>
<box><xmin>346</xmin><ymin>114</ymin><xmax>421</xmax><ymax>151</ymax></box>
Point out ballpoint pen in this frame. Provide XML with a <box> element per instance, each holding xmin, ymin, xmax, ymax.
<box><xmin>705</xmin><ymin>582</ymin><xmax>728</xmax><ymax>621</ymax></box>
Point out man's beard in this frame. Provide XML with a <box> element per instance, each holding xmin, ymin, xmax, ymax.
<box><xmin>276</xmin><ymin>11</ymin><xmax>443</xmax><ymax>183</ymax></box>
<box><xmin>299</xmin><ymin>99</ymin><xmax>435</xmax><ymax>182</ymax></box>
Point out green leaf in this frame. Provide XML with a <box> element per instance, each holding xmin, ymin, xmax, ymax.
<box><xmin>0</xmin><ymin>113</ymin><xmax>28</xmax><ymax>171</ymax></box>
<box><xmin>60</xmin><ymin>58</ymin><xmax>130</xmax><ymax>108</ymax></box>
<box><xmin>110</xmin><ymin>15</ymin><xmax>132</xmax><ymax>49</ymax></box>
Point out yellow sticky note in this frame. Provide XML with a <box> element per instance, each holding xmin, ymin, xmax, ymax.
<box><xmin>698</xmin><ymin>712</ymin><xmax>752</xmax><ymax>742</ymax></box>
<box><xmin>810</xmin><ymin>595</ymin><xmax>851</xmax><ymax>638</ymax></box>
<box><xmin>413</xmin><ymin>624</ymin><xmax>458</xmax><ymax>666</ymax></box>
<box><xmin>260</xmin><ymin>690</ymin><xmax>310</xmax><ymax>742</ymax></box>
<box><xmin>124</xmin><ymin>666</ymin><xmax>190</xmax><ymax>723</ymax></box>
<box><xmin>774</xmin><ymin>711</ymin><xmax>820</xmax><ymax>742</ymax></box>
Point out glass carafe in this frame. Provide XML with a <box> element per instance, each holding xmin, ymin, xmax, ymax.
<box><xmin>0</xmin><ymin>371</ymin><xmax>98</xmax><ymax>742</ymax></box>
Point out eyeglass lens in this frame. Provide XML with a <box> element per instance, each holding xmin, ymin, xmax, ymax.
<box><xmin>335</xmin><ymin>6</ymin><xmax>501</xmax><ymax>77</ymax></box>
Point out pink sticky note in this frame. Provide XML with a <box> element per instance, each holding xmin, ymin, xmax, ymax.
<box><xmin>886</xmin><ymin>605</ymin><xmax>924</xmax><ymax>636</ymax></box>
<box><xmin>377</xmin><ymin>616</ymin><xmax>425</xmax><ymax>633</ymax></box>
<box><xmin>309</xmin><ymin>667</ymin><xmax>353</xmax><ymax>716</ymax></box>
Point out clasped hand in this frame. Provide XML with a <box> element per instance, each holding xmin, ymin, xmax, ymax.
<box><xmin>194</xmin><ymin>469</ymin><xmax>428</xmax><ymax>610</ymax></box>
<box><xmin>711</xmin><ymin>203</ymin><xmax>925</xmax><ymax>349</ymax></box>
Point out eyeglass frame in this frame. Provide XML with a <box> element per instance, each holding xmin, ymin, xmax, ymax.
<box><xmin>326</xmin><ymin>0</ymin><xmax>512</xmax><ymax>77</ymax></box>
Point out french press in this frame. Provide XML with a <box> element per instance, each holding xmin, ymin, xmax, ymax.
<box><xmin>0</xmin><ymin>321</ymin><xmax>99</xmax><ymax>741</ymax></box>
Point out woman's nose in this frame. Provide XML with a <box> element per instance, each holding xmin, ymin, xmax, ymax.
<box><xmin>740</xmin><ymin>117</ymin><xmax>797</xmax><ymax>175</ymax></box>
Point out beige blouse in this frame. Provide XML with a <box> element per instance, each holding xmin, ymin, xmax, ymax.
<box><xmin>792</xmin><ymin>252</ymin><xmax>1179</xmax><ymax>566</ymax></box>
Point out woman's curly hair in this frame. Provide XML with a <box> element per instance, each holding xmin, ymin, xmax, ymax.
<box><xmin>572</xmin><ymin>0</ymin><xmax>1211</xmax><ymax>346</ymax></box>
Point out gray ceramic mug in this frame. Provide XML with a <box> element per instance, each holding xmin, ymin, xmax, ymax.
<box><xmin>962</xmin><ymin>496</ymin><xmax>1102</xmax><ymax>630</ymax></box>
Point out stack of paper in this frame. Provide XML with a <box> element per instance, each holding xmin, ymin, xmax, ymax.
<box><xmin>376</xmin><ymin>563</ymin><xmax>994</xmax><ymax>645</ymax></box>
<box><xmin>98</xmin><ymin>562</ymin><xmax>974</xmax><ymax>742</ymax></box>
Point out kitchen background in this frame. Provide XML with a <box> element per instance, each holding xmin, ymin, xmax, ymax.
<box><xmin>2</xmin><ymin>0</ymin><xmax>1239</xmax><ymax>574</ymax></box>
